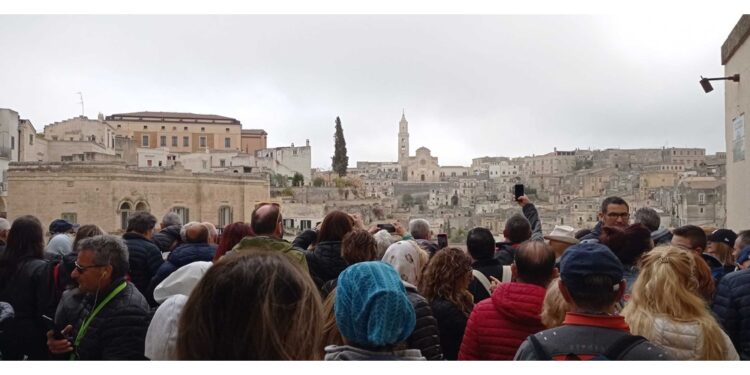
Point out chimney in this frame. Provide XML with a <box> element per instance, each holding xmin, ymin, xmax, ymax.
<box><xmin>291</xmin><ymin>142</ymin><xmax>294</xmax><ymax>147</ymax></box>
<box><xmin>306</xmin><ymin>139</ymin><xmax>310</xmax><ymax>147</ymax></box>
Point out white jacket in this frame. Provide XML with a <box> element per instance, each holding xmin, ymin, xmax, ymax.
<box><xmin>650</xmin><ymin>315</ymin><xmax>739</xmax><ymax>360</ymax></box>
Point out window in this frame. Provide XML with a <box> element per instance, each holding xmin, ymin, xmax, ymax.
<box><xmin>147</xmin><ymin>159</ymin><xmax>152</xmax><ymax>167</ymax></box>
<box><xmin>698</xmin><ymin>193</ymin><xmax>705</xmax><ymax>204</ymax></box>
<box><xmin>144</xmin><ymin>126</ymin><xmax>148</xmax><ymax>130</ymax></box>
<box><xmin>61</xmin><ymin>212</ymin><xmax>77</xmax><ymax>224</ymax></box>
<box><xmin>171</xmin><ymin>207</ymin><xmax>190</xmax><ymax>224</ymax></box>
<box><xmin>202</xmin><ymin>160</ymin><xmax>207</xmax><ymax>169</ymax></box>
<box><xmin>183</xmin><ymin>136</ymin><xmax>189</xmax><ymax>147</ymax></box>
<box><xmin>218</xmin><ymin>206</ymin><xmax>232</xmax><ymax>228</ymax></box>
<box><xmin>172</xmin><ymin>136</ymin><xmax>178</xmax><ymax>147</ymax></box>
<box><xmin>160</xmin><ymin>136</ymin><xmax>166</xmax><ymax>147</ymax></box>
<box><xmin>225</xmin><ymin>137</ymin><xmax>231</xmax><ymax>148</ymax></box>
<box><xmin>183</xmin><ymin>127</ymin><xmax>188</xmax><ymax>131</ymax></box>
<box><xmin>220</xmin><ymin>159</ymin><xmax>226</xmax><ymax>167</ymax></box>
<box><xmin>700</xmin><ymin>207</ymin><xmax>704</xmax><ymax>214</ymax></box>
<box><xmin>119</xmin><ymin>202</ymin><xmax>132</xmax><ymax>230</ymax></box>
<box><xmin>161</xmin><ymin>126</ymin><xmax>165</xmax><ymax>130</ymax></box>
<box><xmin>135</xmin><ymin>201</ymin><xmax>149</xmax><ymax>212</ymax></box>
<box><xmin>11</xmin><ymin>136</ymin><xmax>14</xmax><ymax>149</ymax></box>
<box><xmin>200</xmin><ymin>136</ymin><xmax>206</xmax><ymax>148</ymax></box>
<box><xmin>142</xmin><ymin>135</ymin><xmax>149</xmax><ymax>147</ymax></box>
<box><xmin>226</xmin><ymin>128</ymin><xmax>230</xmax><ymax>132</ymax></box>
<box><xmin>117</xmin><ymin>124</ymin><xmax>121</xmax><ymax>128</ymax></box>
<box><xmin>201</xmin><ymin>127</ymin><xmax>205</xmax><ymax>132</ymax></box>
<box><xmin>29</xmin><ymin>134</ymin><xmax>33</xmax><ymax>145</ymax></box>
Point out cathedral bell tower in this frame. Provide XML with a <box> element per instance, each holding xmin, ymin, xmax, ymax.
<box><xmin>398</xmin><ymin>110</ymin><xmax>409</xmax><ymax>165</ymax></box>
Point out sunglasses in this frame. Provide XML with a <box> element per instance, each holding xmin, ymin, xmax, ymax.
<box><xmin>74</xmin><ymin>261</ymin><xmax>106</xmax><ymax>274</ymax></box>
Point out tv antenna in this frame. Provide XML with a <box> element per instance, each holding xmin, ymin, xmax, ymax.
<box><xmin>75</xmin><ymin>92</ymin><xmax>84</xmax><ymax>116</ymax></box>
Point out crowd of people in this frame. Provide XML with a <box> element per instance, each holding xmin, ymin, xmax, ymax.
<box><xmin>0</xmin><ymin>194</ymin><xmax>748</xmax><ymax>361</ymax></box>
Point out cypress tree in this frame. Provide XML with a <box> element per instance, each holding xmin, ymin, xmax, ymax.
<box><xmin>332</xmin><ymin>116</ymin><xmax>348</xmax><ymax>177</ymax></box>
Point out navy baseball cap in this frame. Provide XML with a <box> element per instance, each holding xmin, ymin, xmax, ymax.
<box><xmin>49</xmin><ymin>219</ymin><xmax>79</xmax><ymax>234</ymax></box>
<box><xmin>708</xmin><ymin>229</ymin><xmax>737</xmax><ymax>248</ymax></box>
<box><xmin>560</xmin><ymin>242</ymin><xmax>624</xmax><ymax>291</ymax></box>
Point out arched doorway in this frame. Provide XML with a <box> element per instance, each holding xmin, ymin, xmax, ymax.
<box><xmin>118</xmin><ymin>201</ymin><xmax>132</xmax><ymax>230</ymax></box>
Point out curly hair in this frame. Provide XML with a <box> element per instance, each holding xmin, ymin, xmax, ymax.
<box><xmin>341</xmin><ymin>229</ymin><xmax>378</xmax><ymax>265</ymax></box>
<box><xmin>419</xmin><ymin>247</ymin><xmax>474</xmax><ymax>316</ymax></box>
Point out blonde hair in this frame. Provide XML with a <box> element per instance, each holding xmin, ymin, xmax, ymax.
<box><xmin>710</xmin><ymin>241</ymin><xmax>735</xmax><ymax>267</ymax></box>
<box><xmin>541</xmin><ymin>278</ymin><xmax>569</xmax><ymax>328</ymax></box>
<box><xmin>622</xmin><ymin>246</ymin><xmax>729</xmax><ymax>360</ymax></box>
<box><xmin>321</xmin><ymin>289</ymin><xmax>344</xmax><ymax>349</ymax></box>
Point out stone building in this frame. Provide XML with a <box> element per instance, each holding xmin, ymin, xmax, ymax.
<box><xmin>662</xmin><ymin>148</ymin><xmax>706</xmax><ymax>168</ymax></box>
<box><xmin>674</xmin><ymin>177</ymin><xmax>726</xmax><ymax>227</ymax></box>
<box><xmin>519</xmin><ymin>149</ymin><xmax>578</xmax><ymax>177</ymax></box>
<box><xmin>255</xmin><ymin>141</ymin><xmax>312</xmax><ymax>184</ymax></box>
<box><xmin>241</xmin><ymin>129</ymin><xmax>268</xmax><ymax>154</ymax></box>
<box><xmin>6</xmin><ymin>161</ymin><xmax>269</xmax><ymax>233</ymax></box>
<box><xmin>723</xmin><ymin>15</ymin><xmax>750</xmax><ymax>230</ymax></box>
<box><xmin>404</xmin><ymin>147</ymin><xmax>440</xmax><ymax>182</ymax></box>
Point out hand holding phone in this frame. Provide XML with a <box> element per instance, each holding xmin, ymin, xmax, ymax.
<box><xmin>377</xmin><ymin>224</ymin><xmax>396</xmax><ymax>233</ymax></box>
<box><xmin>41</xmin><ymin>314</ymin><xmax>66</xmax><ymax>340</ymax></box>
<box><xmin>513</xmin><ymin>184</ymin><xmax>524</xmax><ymax>201</ymax></box>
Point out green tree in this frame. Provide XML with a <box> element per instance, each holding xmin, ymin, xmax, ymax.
<box><xmin>331</xmin><ymin>116</ymin><xmax>348</xmax><ymax>177</ymax></box>
<box><xmin>402</xmin><ymin>193</ymin><xmax>414</xmax><ymax>207</ymax></box>
<box><xmin>292</xmin><ymin>172</ymin><xmax>304</xmax><ymax>187</ymax></box>
<box><xmin>313</xmin><ymin>176</ymin><xmax>325</xmax><ymax>187</ymax></box>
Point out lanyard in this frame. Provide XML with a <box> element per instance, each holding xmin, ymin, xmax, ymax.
<box><xmin>69</xmin><ymin>281</ymin><xmax>127</xmax><ymax>360</ymax></box>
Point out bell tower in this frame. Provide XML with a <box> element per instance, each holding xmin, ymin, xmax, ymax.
<box><xmin>398</xmin><ymin>110</ymin><xmax>409</xmax><ymax>165</ymax></box>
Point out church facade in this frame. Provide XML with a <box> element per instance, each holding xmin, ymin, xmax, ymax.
<box><xmin>397</xmin><ymin>112</ymin><xmax>441</xmax><ymax>182</ymax></box>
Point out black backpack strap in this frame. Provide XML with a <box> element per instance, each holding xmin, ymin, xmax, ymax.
<box><xmin>603</xmin><ymin>335</ymin><xmax>647</xmax><ymax>360</ymax></box>
<box><xmin>528</xmin><ymin>334</ymin><xmax>552</xmax><ymax>360</ymax></box>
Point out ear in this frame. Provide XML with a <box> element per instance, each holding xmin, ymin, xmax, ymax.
<box><xmin>615</xmin><ymin>280</ymin><xmax>626</xmax><ymax>301</ymax></box>
<box><xmin>598</xmin><ymin>212</ymin><xmax>604</xmax><ymax>222</ymax></box>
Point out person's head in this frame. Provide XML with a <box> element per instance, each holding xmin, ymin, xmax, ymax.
<box><xmin>49</xmin><ymin>218</ymin><xmax>78</xmax><ymax>235</ymax></box>
<box><xmin>161</xmin><ymin>212</ymin><xmax>183</xmax><ymax>229</ymax></box>
<box><xmin>73</xmin><ymin>235</ymin><xmax>129</xmax><ymax>295</ymax></box>
<box><xmin>622</xmin><ymin>246</ymin><xmax>727</xmax><ymax>360</ymax></box>
<box><xmin>372</xmin><ymin>229</ymin><xmax>395</xmax><ymax>259</ymax></box>
<box><xmin>317</xmin><ymin>210</ymin><xmax>354</xmax><ymax>243</ymax></box>
<box><xmin>544</xmin><ymin>225</ymin><xmax>579</xmax><ymax>258</ymax></box>
<box><xmin>706</xmin><ymin>229</ymin><xmax>737</xmax><ymax>266</ymax></box>
<box><xmin>598</xmin><ymin>196</ymin><xmax>630</xmax><ymax>228</ymax></box>
<box><xmin>419</xmin><ymin>247</ymin><xmax>474</xmax><ymax>316</ymax></box>
<box><xmin>503</xmin><ymin>214</ymin><xmax>531</xmax><ymax>244</ymax></box>
<box><xmin>215</xmin><ymin>222</ymin><xmax>252</xmax><ymax>261</ymax></box>
<box><xmin>633</xmin><ymin>207</ymin><xmax>660</xmax><ymax>232</ymax></box>
<box><xmin>126</xmin><ymin>212</ymin><xmax>157</xmax><ymax>238</ymax></box>
<box><xmin>180</xmin><ymin>222</ymin><xmax>209</xmax><ymax>244</ymax></box>
<box><xmin>203</xmin><ymin>222</ymin><xmax>218</xmax><ymax>244</ymax></box>
<box><xmin>382</xmin><ymin>240</ymin><xmax>430</xmax><ymax>286</ymax></box>
<box><xmin>671</xmin><ymin>225</ymin><xmax>707</xmax><ymax>254</ymax></box>
<box><xmin>0</xmin><ymin>215</ymin><xmax>44</xmax><ymax>284</ymax></box>
<box><xmin>177</xmin><ymin>251</ymin><xmax>323</xmax><ymax>360</ymax></box>
<box><xmin>408</xmin><ymin>219</ymin><xmax>431</xmax><ymax>240</ymax></box>
<box><xmin>512</xmin><ymin>241</ymin><xmax>557</xmax><ymax>287</ymax></box>
<box><xmin>0</xmin><ymin>218</ymin><xmax>10</xmax><ymax>241</ymax></box>
<box><xmin>335</xmin><ymin>261</ymin><xmax>415</xmax><ymax>349</ymax></box>
<box><xmin>466</xmin><ymin>227</ymin><xmax>496</xmax><ymax>260</ymax></box>
<box><xmin>733</xmin><ymin>230</ymin><xmax>750</xmax><ymax>260</ymax></box>
<box><xmin>599</xmin><ymin>224</ymin><xmax>653</xmax><ymax>267</ymax></box>
<box><xmin>250</xmin><ymin>202</ymin><xmax>282</xmax><ymax>238</ymax></box>
<box><xmin>72</xmin><ymin>225</ymin><xmax>106</xmax><ymax>252</ymax></box>
<box><xmin>541</xmin><ymin>277</ymin><xmax>570</xmax><ymax>328</ymax></box>
<box><xmin>558</xmin><ymin>242</ymin><xmax>625</xmax><ymax>313</ymax></box>
<box><xmin>341</xmin><ymin>229</ymin><xmax>378</xmax><ymax>265</ymax></box>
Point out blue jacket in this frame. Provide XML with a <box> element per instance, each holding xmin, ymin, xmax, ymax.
<box><xmin>148</xmin><ymin>242</ymin><xmax>216</xmax><ymax>298</ymax></box>
<box><xmin>712</xmin><ymin>268</ymin><xmax>750</xmax><ymax>359</ymax></box>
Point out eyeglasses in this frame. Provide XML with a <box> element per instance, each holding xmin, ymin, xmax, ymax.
<box><xmin>606</xmin><ymin>213</ymin><xmax>630</xmax><ymax>219</ymax></box>
<box><xmin>74</xmin><ymin>261</ymin><xmax>106</xmax><ymax>274</ymax></box>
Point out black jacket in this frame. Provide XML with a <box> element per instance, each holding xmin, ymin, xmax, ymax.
<box><xmin>0</xmin><ymin>258</ymin><xmax>56</xmax><ymax>360</ymax></box>
<box><xmin>430</xmin><ymin>297</ymin><xmax>469</xmax><ymax>360</ymax></box>
<box><xmin>304</xmin><ymin>241</ymin><xmax>347</xmax><ymax>289</ymax></box>
<box><xmin>292</xmin><ymin>229</ymin><xmax>318</xmax><ymax>251</ymax></box>
<box><xmin>148</xmin><ymin>242</ymin><xmax>216</xmax><ymax>298</ymax></box>
<box><xmin>55</xmin><ymin>279</ymin><xmax>150</xmax><ymax>360</ymax></box>
<box><xmin>712</xmin><ymin>268</ymin><xmax>750</xmax><ymax>359</ymax></box>
<box><xmin>122</xmin><ymin>232</ymin><xmax>163</xmax><ymax>306</ymax></box>
<box><xmin>494</xmin><ymin>243</ymin><xmax>516</xmax><ymax>266</ymax></box>
<box><xmin>580</xmin><ymin>221</ymin><xmax>603</xmax><ymax>242</ymax></box>
<box><xmin>416</xmin><ymin>239</ymin><xmax>439</xmax><ymax>258</ymax></box>
<box><xmin>468</xmin><ymin>258</ymin><xmax>504</xmax><ymax>303</ymax></box>
<box><xmin>404</xmin><ymin>284</ymin><xmax>443</xmax><ymax>360</ymax></box>
<box><xmin>151</xmin><ymin>225</ymin><xmax>182</xmax><ymax>253</ymax></box>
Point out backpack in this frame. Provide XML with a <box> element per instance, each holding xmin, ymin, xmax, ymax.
<box><xmin>528</xmin><ymin>333</ymin><xmax>647</xmax><ymax>360</ymax></box>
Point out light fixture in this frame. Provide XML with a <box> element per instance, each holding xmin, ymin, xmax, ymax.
<box><xmin>699</xmin><ymin>74</ymin><xmax>740</xmax><ymax>93</ymax></box>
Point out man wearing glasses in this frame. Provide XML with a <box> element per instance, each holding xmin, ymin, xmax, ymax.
<box><xmin>47</xmin><ymin>235</ymin><xmax>150</xmax><ymax>360</ymax></box>
<box><xmin>579</xmin><ymin>196</ymin><xmax>630</xmax><ymax>242</ymax></box>
<box><xmin>225</xmin><ymin>202</ymin><xmax>308</xmax><ymax>271</ymax></box>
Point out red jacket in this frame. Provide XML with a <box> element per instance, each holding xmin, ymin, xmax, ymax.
<box><xmin>458</xmin><ymin>281</ymin><xmax>547</xmax><ymax>360</ymax></box>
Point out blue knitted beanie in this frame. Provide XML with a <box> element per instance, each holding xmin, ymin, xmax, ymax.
<box><xmin>335</xmin><ymin>261</ymin><xmax>416</xmax><ymax>347</ymax></box>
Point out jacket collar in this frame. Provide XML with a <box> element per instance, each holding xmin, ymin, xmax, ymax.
<box><xmin>563</xmin><ymin>312</ymin><xmax>630</xmax><ymax>332</ymax></box>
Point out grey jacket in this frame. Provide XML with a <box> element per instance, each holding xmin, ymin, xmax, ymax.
<box><xmin>324</xmin><ymin>345</ymin><xmax>425</xmax><ymax>360</ymax></box>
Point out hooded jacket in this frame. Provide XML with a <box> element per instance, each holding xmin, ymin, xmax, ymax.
<box><xmin>148</xmin><ymin>242</ymin><xmax>216</xmax><ymax>294</ymax></box>
<box><xmin>458</xmin><ymin>282</ymin><xmax>547</xmax><ymax>360</ymax></box>
<box><xmin>324</xmin><ymin>345</ymin><xmax>425</xmax><ymax>360</ymax></box>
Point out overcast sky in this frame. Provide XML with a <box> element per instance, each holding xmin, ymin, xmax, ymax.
<box><xmin>0</xmin><ymin>14</ymin><xmax>742</xmax><ymax>168</ymax></box>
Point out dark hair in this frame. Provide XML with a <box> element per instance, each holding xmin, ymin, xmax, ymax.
<box><xmin>0</xmin><ymin>215</ymin><xmax>44</xmax><ymax>286</ymax></box>
<box><xmin>72</xmin><ymin>225</ymin><xmax>105</xmax><ymax>252</ymax></box>
<box><xmin>633</xmin><ymin>207</ymin><xmax>660</xmax><ymax>232</ymax></box>
<box><xmin>317</xmin><ymin>211</ymin><xmax>353</xmax><ymax>243</ymax></box>
<box><xmin>504</xmin><ymin>214</ymin><xmax>531</xmax><ymax>244</ymax></box>
<box><xmin>574</xmin><ymin>229</ymin><xmax>592</xmax><ymax>240</ymax></box>
<box><xmin>214</xmin><ymin>222</ymin><xmax>252</xmax><ymax>262</ymax></box>
<box><xmin>600</xmin><ymin>196</ymin><xmax>629</xmax><ymax>214</ymax></box>
<box><xmin>514</xmin><ymin>241</ymin><xmax>556</xmax><ymax>287</ymax></box>
<box><xmin>77</xmin><ymin>235</ymin><xmax>130</xmax><ymax>280</ymax></box>
<box><xmin>565</xmin><ymin>274</ymin><xmax>620</xmax><ymax>311</ymax></box>
<box><xmin>736</xmin><ymin>230</ymin><xmax>750</xmax><ymax>250</ymax></box>
<box><xmin>599</xmin><ymin>224</ymin><xmax>653</xmax><ymax>266</ymax></box>
<box><xmin>673</xmin><ymin>225</ymin><xmax>707</xmax><ymax>251</ymax></box>
<box><xmin>419</xmin><ymin>247</ymin><xmax>474</xmax><ymax>316</ymax></box>
<box><xmin>126</xmin><ymin>212</ymin><xmax>157</xmax><ymax>234</ymax></box>
<box><xmin>251</xmin><ymin>204</ymin><xmax>281</xmax><ymax>235</ymax></box>
<box><xmin>466</xmin><ymin>227</ymin><xmax>495</xmax><ymax>260</ymax></box>
<box><xmin>341</xmin><ymin>229</ymin><xmax>378</xmax><ymax>265</ymax></box>
<box><xmin>177</xmin><ymin>251</ymin><xmax>324</xmax><ymax>360</ymax></box>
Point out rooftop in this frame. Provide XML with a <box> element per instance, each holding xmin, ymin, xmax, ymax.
<box><xmin>105</xmin><ymin>111</ymin><xmax>241</xmax><ymax>125</ymax></box>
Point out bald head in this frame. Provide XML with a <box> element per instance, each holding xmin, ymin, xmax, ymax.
<box><xmin>514</xmin><ymin>241</ymin><xmax>556</xmax><ymax>287</ymax></box>
<box><xmin>181</xmin><ymin>222</ymin><xmax>209</xmax><ymax>244</ymax></box>
<box><xmin>251</xmin><ymin>204</ymin><xmax>282</xmax><ymax>237</ymax></box>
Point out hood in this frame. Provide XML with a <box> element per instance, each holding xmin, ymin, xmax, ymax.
<box><xmin>153</xmin><ymin>261</ymin><xmax>212</xmax><ymax>303</ymax></box>
<box><xmin>229</xmin><ymin>236</ymin><xmax>308</xmax><ymax>272</ymax></box>
<box><xmin>145</xmin><ymin>294</ymin><xmax>188</xmax><ymax>360</ymax></box>
<box><xmin>491</xmin><ymin>282</ymin><xmax>546</xmax><ymax>324</ymax></box>
<box><xmin>323</xmin><ymin>345</ymin><xmax>424</xmax><ymax>360</ymax></box>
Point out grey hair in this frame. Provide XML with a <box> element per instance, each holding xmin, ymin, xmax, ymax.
<box><xmin>372</xmin><ymin>229</ymin><xmax>395</xmax><ymax>259</ymax></box>
<box><xmin>161</xmin><ymin>212</ymin><xmax>183</xmax><ymax>227</ymax></box>
<box><xmin>77</xmin><ymin>235</ymin><xmax>129</xmax><ymax>280</ymax></box>
<box><xmin>633</xmin><ymin>207</ymin><xmax>660</xmax><ymax>232</ymax></box>
<box><xmin>409</xmin><ymin>219</ymin><xmax>431</xmax><ymax>240</ymax></box>
<box><xmin>0</xmin><ymin>218</ymin><xmax>10</xmax><ymax>231</ymax></box>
